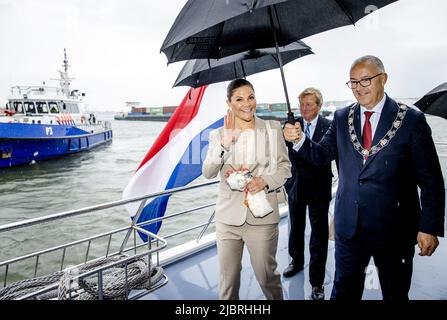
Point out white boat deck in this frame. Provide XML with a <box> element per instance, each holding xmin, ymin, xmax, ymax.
<box><xmin>141</xmin><ymin>194</ymin><xmax>447</xmax><ymax>300</ymax></box>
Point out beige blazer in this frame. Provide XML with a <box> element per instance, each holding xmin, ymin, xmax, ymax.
<box><xmin>203</xmin><ymin>117</ymin><xmax>291</xmax><ymax>226</ymax></box>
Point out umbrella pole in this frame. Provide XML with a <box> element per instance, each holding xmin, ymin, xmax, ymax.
<box><xmin>268</xmin><ymin>7</ymin><xmax>295</xmax><ymax>124</ymax></box>
<box><xmin>240</xmin><ymin>60</ymin><xmax>247</xmax><ymax>79</ymax></box>
<box><xmin>274</xmin><ymin>45</ymin><xmax>295</xmax><ymax>124</ymax></box>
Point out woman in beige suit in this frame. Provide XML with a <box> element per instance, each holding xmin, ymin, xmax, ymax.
<box><xmin>203</xmin><ymin>79</ymin><xmax>291</xmax><ymax>300</ymax></box>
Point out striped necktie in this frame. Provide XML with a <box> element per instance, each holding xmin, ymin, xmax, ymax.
<box><xmin>304</xmin><ymin>122</ymin><xmax>311</xmax><ymax>139</ymax></box>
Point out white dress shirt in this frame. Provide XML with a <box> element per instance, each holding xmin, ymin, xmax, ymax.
<box><xmin>359</xmin><ymin>94</ymin><xmax>386</xmax><ymax>138</ymax></box>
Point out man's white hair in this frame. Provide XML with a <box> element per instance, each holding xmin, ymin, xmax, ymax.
<box><xmin>350</xmin><ymin>55</ymin><xmax>386</xmax><ymax>73</ymax></box>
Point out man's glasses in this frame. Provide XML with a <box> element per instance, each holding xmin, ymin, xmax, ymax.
<box><xmin>346</xmin><ymin>73</ymin><xmax>383</xmax><ymax>89</ymax></box>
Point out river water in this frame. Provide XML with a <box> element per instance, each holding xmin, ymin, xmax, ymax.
<box><xmin>0</xmin><ymin>113</ymin><xmax>446</xmax><ymax>282</ymax></box>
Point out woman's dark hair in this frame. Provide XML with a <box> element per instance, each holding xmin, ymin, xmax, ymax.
<box><xmin>226</xmin><ymin>79</ymin><xmax>255</xmax><ymax>100</ymax></box>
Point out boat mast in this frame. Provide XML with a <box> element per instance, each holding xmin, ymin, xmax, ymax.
<box><xmin>58</xmin><ymin>48</ymin><xmax>74</xmax><ymax>98</ymax></box>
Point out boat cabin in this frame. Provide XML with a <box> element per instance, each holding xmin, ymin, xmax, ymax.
<box><xmin>6</xmin><ymin>99</ymin><xmax>81</xmax><ymax>115</ymax></box>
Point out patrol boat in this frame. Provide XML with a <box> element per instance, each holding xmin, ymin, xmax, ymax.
<box><xmin>0</xmin><ymin>49</ymin><xmax>112</xmax><ymax>168</ymax></box>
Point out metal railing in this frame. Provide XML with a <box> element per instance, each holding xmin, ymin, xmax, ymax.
<box><xmin>10</xmin><ymin>85</ymin><xmax>63</xmax><ymax>96</ymax></box>
<box><xmin>0</xmin><ymin>179</ymin><xmax>220</xmax><ymax>300</ymax></box>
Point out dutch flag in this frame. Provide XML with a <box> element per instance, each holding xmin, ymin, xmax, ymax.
<box><xmin>123</xmin><ymin>83</ymin><xmax>227</xmax><ymax>241</ymax></box>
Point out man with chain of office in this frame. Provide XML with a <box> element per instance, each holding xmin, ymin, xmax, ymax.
<box><xmin>283</xmin><ymin>55</ymin><xmax>445</xmax><ymax>300</ymax></box>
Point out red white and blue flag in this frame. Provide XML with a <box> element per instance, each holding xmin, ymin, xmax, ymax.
<box><xmin>123</xmin><ymin>84</ymin><xmax>227</xmax><ymax>241</ymax></box>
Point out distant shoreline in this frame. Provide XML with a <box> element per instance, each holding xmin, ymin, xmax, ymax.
<box><xmin>87</xmin><ymin>97</ymin><xmax>420</xmax><ymax>114</ymax></box>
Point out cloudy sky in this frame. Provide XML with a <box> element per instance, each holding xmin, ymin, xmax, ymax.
<box><xmin>0</xmin><ymin>0</ymin><xmax>446</xmax><ymax>111</ymax></box>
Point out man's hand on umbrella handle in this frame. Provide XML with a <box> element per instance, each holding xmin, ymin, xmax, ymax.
<box><xmin>283</xmin><ymin>122</ymin><xmax>302</xmax><ymax>143</ymax></box>
<box><xmin>417</xmin><ymin>232</ymin><xmax>439</xmax><ymax>256</ymax></box>
<box><xmin>221</xmin><ymin>109</ymin><xmax>240</xmax><ymax>149</ymax></box>
<box><xmin>287</xmin><ymin>112</ymin><xmax>296</xmax><ymax>125</ymax></box>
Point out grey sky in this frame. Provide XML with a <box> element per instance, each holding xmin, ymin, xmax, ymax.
<box><xmin>0</xmin><ymin>0</ymin><xmax>446</xmax><ymax>111</ymax></box>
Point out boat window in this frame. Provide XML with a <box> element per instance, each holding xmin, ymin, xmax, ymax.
<box><xmin>65</xmin><ymin>103</ymin><xmax>78</xmax><ymax>113</ymax></box>
<box><xmin>49</xmin><ymin>102</ymin><xmax>59</xmax><ymax>113</ymax></box>
<box><xmin>24</xmin><ymin>102</ymin><xmax>36</xmax><ymax>114</ymax></box>
<box><xmin>71</xmin><ymin>104</ymin><xmax>80</xmax><ymax>113</ymax></box>
<box><xmin>13</xmin><ymin>102</ymin><xmax>24</xmax><ymax>113</ymax></box>
<box><xmin>36</xmin><ymin>102</ymin><xmax>49</xmax><ymax>114</ymax></box>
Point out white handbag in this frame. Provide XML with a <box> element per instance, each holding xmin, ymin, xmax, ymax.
<box><xmin>226</xmin><ymin>170</ymin><xmax>274</xmax><ymax>218</ymax></box>
<box><xmin>246</xmin><ymin>190</ymin><xmax>274</xmax><ymax>218</ymax></box>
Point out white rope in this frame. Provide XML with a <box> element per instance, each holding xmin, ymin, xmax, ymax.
<box><xmin>0</xmin><ymin>254</ymin><xmax>164</xmax><ymax>300</ymax></box>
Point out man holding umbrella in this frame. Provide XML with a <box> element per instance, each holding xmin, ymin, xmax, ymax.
<box><xmin>283</xmin><ymin>55</ymin><xmax>445</xmax><ymax>300</ymax></box>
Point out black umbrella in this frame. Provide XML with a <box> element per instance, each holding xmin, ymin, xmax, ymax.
<box><xmin>414</xmin><ymin>83</ymin><xmax>447</xmax><ymax>120</ymax></box>
<box><xmin>174</xmin><ymin>40</ymin><xmax>313</xmax><ymax>88</ymax></box>
<box><xmin>161</xmin><ymin>0</ymin><xmax>398</xmax><ymax>122</ymax></box>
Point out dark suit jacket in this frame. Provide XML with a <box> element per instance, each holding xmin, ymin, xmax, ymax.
<box><xmin>295</xmin><ymin>95</ymin><xmax>445</xmax><ymax>249</ymax></box>
<box><xmin>285</xmin><ymin>115</ymin><xmax>333</xmax><ymax>203</ymax></box>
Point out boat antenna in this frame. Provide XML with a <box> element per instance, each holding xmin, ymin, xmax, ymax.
<box><xmin>53</xmin><ymin>48</ymin><xmax>75</xmax><ymax>98</ymax></box>
<box><xmin>63</xmin><ymin>48</ymin><xmax>69</xmax><ymax>73</ymax></box>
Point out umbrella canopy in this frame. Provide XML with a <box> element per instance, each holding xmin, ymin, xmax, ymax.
<box><xmin>174</xmin><ymin>40</ymin><xmax>313</xmax><ymax>88</ymax></box>
<box><xmin>161</xmin><ymin>0</ymin><xmax>398</xmax><ymax>123</ymax></box>
<box><xmin>161</xmin><ymin>0</ymin><xmax>398</xmax><ymax>63</ymax></box>
<box><xmin>414</xmin><ymin>83</ymin><xmax>447</xmax><ymax>120</ymax></box>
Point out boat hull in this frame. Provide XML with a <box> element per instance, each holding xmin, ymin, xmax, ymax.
<box><xmin>0</xmin><ymin>123</ymin><xmax>112</xmax><ymax>168</ymax></box>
